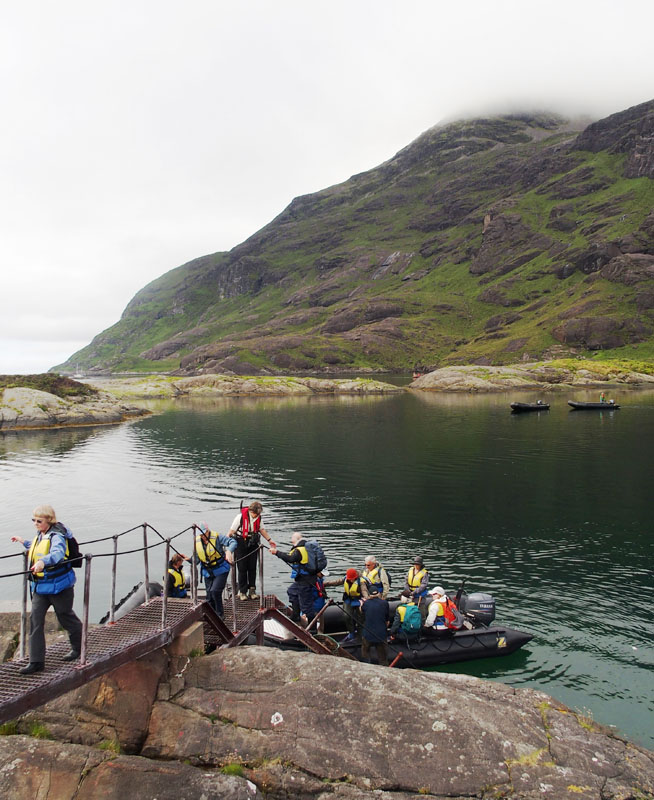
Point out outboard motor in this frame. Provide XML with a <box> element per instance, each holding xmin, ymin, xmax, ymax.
<box><xmin>458</xmin><ymin>592</ymin><xmax>496</xmax><ymax>626</ymax></box>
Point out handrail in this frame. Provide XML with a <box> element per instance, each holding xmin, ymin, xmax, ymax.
<box><xmin>4</xmin><ymin>520</ymin><xmax>273</xmax><ymax>660</ymax></box>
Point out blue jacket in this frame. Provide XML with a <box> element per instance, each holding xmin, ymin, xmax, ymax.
<box><xmin>23</xmin><ymin>523</ymin><xmax>76</xmax><ymax>595</ymax></box>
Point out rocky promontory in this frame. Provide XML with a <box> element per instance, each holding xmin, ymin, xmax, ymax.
<box><xmin>3</xmin><ymin>632</ymin><xmax>653</xmax><ymax>800</ymax></box>
<box><xmin>0</xmin><ymin>386</ymin><xmax>148</xmax><ymax>431</ymax></box>
<box><xmin>411</xmin><ymin>359</ymin><xmax>654</xmax><ymax>392</ymax></box>
<box><xmin>87</xmin><ymin>373</ymin><xmax>404</xmax><ymax>399</ymax></box>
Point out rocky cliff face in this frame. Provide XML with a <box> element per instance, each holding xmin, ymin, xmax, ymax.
<box><xmin>5</xmin><ymin>643</ymin><xmax>654</xmax><ymax>799</ymax></box>
<box><xmin>56</xmin><ymin>101</ymin><xmax>654</xmax><ymax>375</ymax></box>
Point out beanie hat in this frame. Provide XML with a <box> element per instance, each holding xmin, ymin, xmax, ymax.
<box><xmin>346</xmin><ymin>568</ymin><xmax>358</xmax><ymax>582</ymax></box>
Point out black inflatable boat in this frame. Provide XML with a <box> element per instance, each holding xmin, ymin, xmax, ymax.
<box><xmin>510</xmin><ymin>401</ymin><xmax>550</xmax><ymax>413</ymax></box>
<box><xmin>568</xmin><ymin>400</ymin><xmax>620</xmax><ymax>410</ymax></box>
<box><xmin>263</xmin><ymin>592</ymin><xmax>533</xmax><ymax>668</ymax></box>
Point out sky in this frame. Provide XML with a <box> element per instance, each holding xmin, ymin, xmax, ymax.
<box><xmin>1</xmin><ymin>0</ymin><xmax>653</xmax><ymax>374</ymax></box>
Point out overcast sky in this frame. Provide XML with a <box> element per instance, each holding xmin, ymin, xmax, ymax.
<box><xmin>1</xmin><ymin>1</ymin><xmax>653</xmax><ymax>374</ymax></box>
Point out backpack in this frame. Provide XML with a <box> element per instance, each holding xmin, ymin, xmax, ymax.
<box><xmin>401</xmin><ymin>604</ymin><xmax>423</xmax><ymax>636</ymax></box>
<box><xmin>66</xmin><ymin>535</ymin><xmax>84</xmax><ymax>569</ymax></box>
<box><xmin>304</xmin><ymin>539</ymin><xmax>327</xmax><ymax>573</ymax></box>
<box><xmin>52</xmin><ymin>522</ymin><xmax>84</xmax><ymax>569</ymax></box>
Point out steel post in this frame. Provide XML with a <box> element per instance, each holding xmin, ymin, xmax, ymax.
<box><xmin>142</xmin><ymin>523</ymin><xmax>150</xmax><ymax>606</ymax></box>
<box><xmin>230</xmin><ymin>565</ymin><xmax>238</xmax><ymax>633</ymax></box>
<box><xmin>190</xmin><ymin>527</ymin><xmax>198</xmax><ymax>606</ymax></box>
<box><xmin>79</xmin><ymin>555</ymin><xmax>92</xmax><ymax>666</ymax></box>
<box><xmin>161</xmin><ymin>539</ymin><xmax>170</xmax><ymax>630</ymax></box>
<box><xmin>258</xmin><ymin>544</ymin><xmax>264</xmax><ymax>607</ymax></box>
<box><xmin>19</xmin><ymin>552</ymin><xmax>28</xmax><ymax>659</ymax></box>
<box><xmin>108</xmin><ymin>535</ymin><xmax>118</xmax><ymax>625</ymax></box>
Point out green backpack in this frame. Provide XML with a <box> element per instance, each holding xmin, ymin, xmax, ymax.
<box><xmin>401</xmin><ymin>604</ymin><xmax>422</xmax><ymax>636</ymax></box>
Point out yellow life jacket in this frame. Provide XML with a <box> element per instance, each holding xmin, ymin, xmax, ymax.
<box><xmin>27</xmin><ymin>532</ymin><xmax>70</xmax><ymax>579</ymax></box>
<box><xmin>362</xmin><ymin>563</ymin><xmax>386</xmax><ymax>592</ymax></box>
<box><xmin>195</xmin><ymin>531</ymin><xmax>224</xmax><ymax>566</ymax></box>
<box><xmin>343</xmin><ymin>578</ymin><xmax>361</xmax><ymax>599</ymax></box>
<box><xmin>168</xmin><ymin>567</ymin><xmax>186</xmax><ymax>591</ymax></box>
<box><xmin>407</xmin><ymin>567</ymin><xmax>427</xmax><ymax>590</ymax></box>
<box><xmin>289</xmin><ymin>545</ymin><xmax>309</xmax><ymax>578</ymax></box>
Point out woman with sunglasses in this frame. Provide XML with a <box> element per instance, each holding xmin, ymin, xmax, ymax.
<box><xmin>10</xmin><ymin>505</ymin><xmax>82</xmax><ymax>675</ymax></box>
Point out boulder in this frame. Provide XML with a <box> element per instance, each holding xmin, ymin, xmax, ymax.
<box><xmin>0</xmin><ymin>736</ymin><xmax>261</xmax><ymax>800</ymax></box>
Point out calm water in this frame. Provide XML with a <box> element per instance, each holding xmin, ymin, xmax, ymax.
<box><xmin>1</xmin><ymin>389</ymin><xmax>652</xmax><ymax>748</ymax></box>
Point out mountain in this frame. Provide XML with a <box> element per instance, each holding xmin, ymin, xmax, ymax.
<box><xmin>56</xmin><ymin>100</ymin><xmax>654</xmax><ymax>375</ymax></box>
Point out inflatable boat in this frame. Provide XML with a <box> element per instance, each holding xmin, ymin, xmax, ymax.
<box><xmin>263</xmin><ymin>591</ymin><xmax>533</xmax><ymax>668</ymax></box>
<box><xmin>510</xmin><ymin>401</ymin><xmax>550</xmax><ymax>413</ymax></box>
<box><xmin>568</xmin><ymin>400</ymin><xmax>619</xmax><ymax>410</ymax></box>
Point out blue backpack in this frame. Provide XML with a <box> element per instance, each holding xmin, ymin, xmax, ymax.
<box><xmin>305</xmin><ymin>539</ymin><xmax>327</xmax><ymax>573</ymax></box>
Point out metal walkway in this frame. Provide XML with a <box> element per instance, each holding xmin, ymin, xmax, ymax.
<box><xmin>0</xmin><ymin>597</ymin><xmax>205</xmax><ymax>725</ymax></box>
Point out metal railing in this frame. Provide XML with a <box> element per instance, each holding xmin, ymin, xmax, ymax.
<box><xmin>1</xmin><ymin>522</ymin><xmax>269</xmax><ymax>667</ymax></box>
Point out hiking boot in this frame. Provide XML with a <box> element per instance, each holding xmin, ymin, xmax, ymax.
<box><xmin>19</xmin><ymin>662</ymin><xmax>44</xmax><ymax>675</ymax></box>
<box><xmin>248</xmin><ymin>587</ymin><xmax>259</xmax><ymax>600</ymax></box>
<box><xmin>62</xmin><ymin>650</ymin><xmax>80</xmax><ymax>662</ymax></box>
<box><xmin>237</xmin><ymin>592</ymin><xmax>248</xmax><ymax>601</ymax></box>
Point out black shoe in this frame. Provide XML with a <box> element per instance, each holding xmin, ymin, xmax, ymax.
<box><xmin>62</xmin><ymin>650</ymin><xmax>80</xmax><ymax>662</ymax></box>
<box><xmin>19</xmin><ymin>662</ymin><xmax>44</xmax><ymax>675</ymax></box>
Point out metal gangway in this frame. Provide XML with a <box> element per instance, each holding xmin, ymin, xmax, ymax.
<box><xmin>0</xmin><ymin>523</ymin><xmax>344</xmax><ymax>725</ymax></box>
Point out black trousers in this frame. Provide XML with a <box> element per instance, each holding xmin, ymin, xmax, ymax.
<box><xmin>29</xmin><ymin>586</ymin><xmax>82</xmax><ymax>663</ymax></box>
<box><xmin>234</xmin><ymin>538</ymin><xmax>259</xmax><ymax>593</ymax></box>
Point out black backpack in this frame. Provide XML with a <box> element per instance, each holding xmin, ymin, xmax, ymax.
<box><xmin>53</xmin><ymin>522</ymin><xmax>83</xmax><ymax>569</ymax></box>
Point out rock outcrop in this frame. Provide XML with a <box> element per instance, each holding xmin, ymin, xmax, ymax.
<box><xmin>4</xmin><ymin>643</ymin><xmax>653</xmax><ymax>799</ymax></box>
<box><xmin>410</xmin><ymin>362</ymin><xmax>654</xmax><ymax>392</ymax></box>
<box><xmin>88</xmin><ymin>374</ymin><xmax>404</xmax><ymax>399</ymax></box>
<box><xmin>0</xmin><ymin>387</ymin><xmax>148</xmax><ymax>431</ymax></box>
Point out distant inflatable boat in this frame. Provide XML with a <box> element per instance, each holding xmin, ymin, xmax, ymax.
<box><xmin>510</xmin><ymin>401</ymin><xmax>550</xmax><ymax>413</ymax></box>
<box><xmin>568</xmin><ymin>401</ymin><xmax>620</xmax><ymax>410</ymax></box>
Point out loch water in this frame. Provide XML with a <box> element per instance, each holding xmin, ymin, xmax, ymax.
<box><xmin>1</xmin><ymin>388</ymin><xmax>652</xmax><ymax>748</ymax></box>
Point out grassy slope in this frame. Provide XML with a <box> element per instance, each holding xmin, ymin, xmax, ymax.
<box><xmin>55</xmin><ymin>112</ymin><xmax>654</xmax><ymax>373</ymax></box>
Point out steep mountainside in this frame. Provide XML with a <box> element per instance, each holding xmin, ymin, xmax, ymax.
<box><xmin>56</xmin><ymin>100</ymin><xmax>654</xmax><ymax>374</ymax></box>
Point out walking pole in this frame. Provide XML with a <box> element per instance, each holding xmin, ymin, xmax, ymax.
<box><xmin>79</xmin><ymin>555</ymin><xmax>92</xmax><ymax>666</ymax></box>
<box><xmin>19</xmin><ymin>552</ymin><xmax>29</xmax><ymax>659</ymax></box>
<box><xmin>142</xmin><ymin>523</ymin><xmax>150</xmax><ymax>606</ymax></box>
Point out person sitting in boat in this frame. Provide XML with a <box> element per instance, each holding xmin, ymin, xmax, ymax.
<box><xmin>270</xmin><ymin>533</ymin><xmax>320</xmax><ymax>626</ymax></box>
<box><xmin>389</xmin><ymin>594</ymin><xmax>423</xmax><ymax>643</ymax></box>
<box><xmin>405</xmin><ymin>556</ymin><xmax>429</xmax><ymax>602</ymax></box>
<box><xmin>166</xmin><ymin>552</ymin><xmax>190</xmax><ymax>598</ymax></box>
<box><xmin>324</xmin><ymin>568</ymin><xmax>364</xmax><ymax>642</ymax></box>
<box><xmin>424</xmin><ymin>586</ymin><xmax>464</xmax><ymax>631</ymax></box>
<box><xmin>361</xmin><ymin>555</ymin><xmax>390</xmax><ymax>599</ymax></box>
<box><xmin>195</xmin><ymin>522</ymin><xmax>236</xmax><ymax>618</ymax></box>
<box><xmin>600</xmin><ymin>391</ymin><xmax>607</xmax><ymax>403</ymax></box>
<box><xmin>361</xmin><ymin>588</ymin><xmax>390</xmax><ymax>666</ymax></box>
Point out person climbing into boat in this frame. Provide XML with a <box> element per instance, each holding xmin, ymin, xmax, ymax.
<box><xmin>389</xmin><ymin>595</ymin><xmax>423</xmax><ymax>644</ymax></box>
<box><xmin>270</xmin><ymin>533</ymin><xmax>324</xmax><ymax>626</ymax></box>
<box><xmin>324</xmin><ymin>567</ymin><xmax>364</xmax><ymax>641</ymax></box>
<box><xmin>405</xmin><ymin>556</ymin><xmax>430</xmax><ymax>602</ymax></box>
<box><xmin>228</xmin><ymin>501</ymin><xmax>276</xmax><ymax>601</ymax></box>
<box><xmin>360</xmin><ymin>588</ymin><xmax>390</xmax><ymax>666</ymax></box>
<box><xmin>361</xmin><ymin>555</ymin><xmax>390</xmax><ymax>599</ymax></box>
<box><xmin>195</xmin><ymin>522</ymin><xmax>236</xmax><ymax>617</ymax></box>
<box><xmin>166</xmin><ymin>552</ymin><xmax>190</xmax><ymax>598</ymax></box>
<box><xmin>311</xmin><ymin>570</ymin><xmax>329</xmax><ymax>633</ymax></box>
<box><xmin>10</xmin><ymin>505</ymin><xmax>83</xmax><ymax>674</ymax></box>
